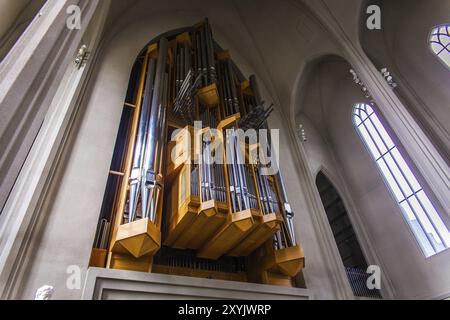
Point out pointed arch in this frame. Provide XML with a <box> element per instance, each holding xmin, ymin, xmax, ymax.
<box><xmin>429</xmin><ymin>24</ymin><xmax>450</xmax><ymax>69</ymax></box>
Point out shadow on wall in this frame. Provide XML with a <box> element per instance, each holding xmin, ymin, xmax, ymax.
<box><xmin>0</xmin><ymin>0</ymin><xmax>47</xmax><ymax>62</ymax></box>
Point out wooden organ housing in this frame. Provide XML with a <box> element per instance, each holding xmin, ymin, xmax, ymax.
<box><xmin>89</xmin><ymin>19</ymin><xmax>305</xmax><ymax>287</ymax></box>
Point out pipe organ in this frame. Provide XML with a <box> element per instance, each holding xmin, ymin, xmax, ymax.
<box><xmin>89</xmin><ymin>19</ymin><xmax>305</xmax><ymax>287</ymax></box>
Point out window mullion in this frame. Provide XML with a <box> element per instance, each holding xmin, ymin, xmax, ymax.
<box><xmin>387</xmin><ymin>149</ymin><xmax>447</xmax><ymax>245</ymax></box>
<box><xmin>388</xmin><ymin>151</ymin><xmax>445</xmax><ymax>244</ymax></box>
<box><xmin>375</xmin><ymin>146</ymin><xmax>396</xmax><ymax>162</ymax></box>
<box><xmin>414</xmin><ymin>193</ymin><xmax>448</xmax><ymax>246</ymax></box>
<box><xmin>359</xmin><ymin>118</ymin><xmax>385</xmax><ymax>159</ymax></box>
<box><xmin>399</xmin><ymin>189</ymin><xmax>423</xmax><ymax>204</ymax></box>
<box><xmin>366</xmin><ymin>113</ymin><xmax>391</xmax><ymax>152</ymax></box>
<box><xmin>377</xmin><ymin>156</ymin><xmax>439</xmax><ymax>253</ymax></box>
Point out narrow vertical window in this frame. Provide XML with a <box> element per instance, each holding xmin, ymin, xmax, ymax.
<box><xmin>353</xmin><ymin>103</ymin><xmax>450</xmax><ymax>257</ymax></box>
<box><xmin>429</xmin><ymin>24</ymin><xmax>450</xmax><ymax>69</ymax></box>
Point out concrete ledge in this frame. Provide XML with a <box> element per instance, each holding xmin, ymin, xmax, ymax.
<box><xmin>82</xmin><ymin>267</ymin><xmax>311</xmax><ymax>300</ymax></box>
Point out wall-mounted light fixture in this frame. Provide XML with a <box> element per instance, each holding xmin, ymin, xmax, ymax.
<box><xmin>297</xmin><ymin>124</ymin><xmax>307</xmax><ymax>142</ymax></box>
<box><xmin>75</xmin><ymin>44</ymin><xmax>89</xmax><ymax>69</ymax></box>
<box><xmin>350</xmin><ymin>69</ymin><xmax>373</xmax><ymax>100</ymax></box>
<box><xmin>380</xmin><ymin>68</ymin><xmax>398</xmax><ymax>88</ymax></box>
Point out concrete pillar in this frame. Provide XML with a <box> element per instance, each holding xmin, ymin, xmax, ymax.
<box><xmin>0</xmin><ymin>0</ymin><xmax>105</xmax><ymax>299</ymax></box>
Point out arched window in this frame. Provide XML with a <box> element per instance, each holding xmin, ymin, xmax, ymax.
<box><xmin>353</xmin><ymin>103</ymin><xmax>450</xmax><ymax>257</ymax></box>
<box><xmin>429</xmin><ymin>24</ymin><xmax>450</xmax><ymax>69</ymax></box>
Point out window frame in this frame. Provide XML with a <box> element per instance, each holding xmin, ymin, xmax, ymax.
<box><xmin>352</xmin><ymin>103</ymin><xmax>450</xmax><ymax>258</ymax></box>
<box><xmin>429</xmin><ymin>24</ymin><xmax>450</xmax><ymax>71</ymax></box>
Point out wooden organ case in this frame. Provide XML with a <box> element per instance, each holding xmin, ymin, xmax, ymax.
<box><xmin>89</xmin><ymin>19</ymin><xmax>305</xmax><ymax>287</ymax></box>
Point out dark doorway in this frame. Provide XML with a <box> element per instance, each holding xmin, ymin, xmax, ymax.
<box><xmin>316</xmin><ymin>171</ymin><xmax>381</xmax><ymax>298</ymax></box>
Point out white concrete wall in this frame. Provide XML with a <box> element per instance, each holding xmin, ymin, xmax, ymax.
<box><xmin>0</xmin><ymin>0</ymin><xmax>46</xmax><ymax>61</ymax></box>
<box><xmin>0</xmin><ymin>0</ymin><xmax>29</xmax><ymax>37</ymax></box>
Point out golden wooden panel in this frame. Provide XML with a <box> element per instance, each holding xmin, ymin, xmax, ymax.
<box><xmin>197</xmin><ymin>209</ymin><xmax>256</xmax><ymax>260</ymax></box>
<box><xmin>165</xmin><ymin>163</ymin><xmax>201</xmax><ymax>248</ymax></box>
<box><xmin>265</xmin><ymin>245</ymin><xmax>305</xmax><ymax>277</ymax></box>
<box><xmin>168</xmin><ymin>196</ymin><xmax>201</xmax><ymax>249</ymax></box>
<box><xmin>179</xmin><ymin>200</ymin><xmax>228</xmax><ymax>250</ymax></box>
<box><xmin>261</xmin><ymin>271</ymin><xmax>295</xmax><ymax>287</ymax></box>
<box><xmin>197</xmin><ymin>83</ymin><xmax>220</xmax><ymax>107</ymax></box>
<box><xmin>229</xmin><ymin>213</ymin><xmax>282</xmax><ymax>257</ymax></box>
<box><xmin>217</xmin><ymin>113</ymin><xmax>240</xmax><ymax>131</ymax></box>
<box><xmin>108</xmin><ymin>252</ymin><xmax>153</xmax><ymax>272</ymax></box>
<box><xmin>112</xmin><ymin>218</ymin><xmax>161</xmax><ymax>258</ymax></box>
<box><xmin>89</xmin><ymin>248</ymin><xmax>108</xmax><ymax>268</ymax></box>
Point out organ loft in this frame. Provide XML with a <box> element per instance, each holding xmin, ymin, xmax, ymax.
<box><xmin>88</xmin><ymin>19</ymin><xmax>305</xmax><ymax>287</ymax></box>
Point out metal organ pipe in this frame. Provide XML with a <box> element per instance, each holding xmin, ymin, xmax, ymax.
<box><xmin>128</xmin><ymin>57</ymin><xmax>157</xmax><ymax>223</ymax></box>
<box><xmin>227</xmin><ymin>60</ymin><xmax>239</xmax><ymax>113</ymax></box>
<box><xmin>246</xmin><ymin>75</ymin><xmax>297</xmax><ymax>248</ymax></box>
<box><xmin>204</xmin><ymin>18</ymin><xmax>216</xmax><ymax>83</ymax></box>
<box><xmin>225</xmin><ymin>129</ymin><xmax>259</xmax><ymax>213</ymax></box>
<box><xmin>141</xmin><ymin>38</ymin><xmax>169</xmax><ymax>223</ymax></box>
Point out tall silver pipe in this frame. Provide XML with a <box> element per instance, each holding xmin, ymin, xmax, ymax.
<box><xmin>128</xmin><ymin>58</ymin><xmax>157</xmax><ymax>222</ymax></box>
<box><xmin>141</xmin><ymin>38</ymin><xmax>168</xmax><ymax>222</ymax></box>
<box><xmin>226</xmin><ymin>131</ymin><xmax>238</xmax><ymax>212</ymax></box>
<box><xmin>249</xmin><ymin>74</ymin><xmax>297</xmax><ymax>246</ymax></box>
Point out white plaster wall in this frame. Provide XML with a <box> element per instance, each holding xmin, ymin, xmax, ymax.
<box><xmin>0</xmin><ymin>0</ymin><xmax>46</xmax><ymax>61</ymax></box>
<box><xmin>0</xmin><ymin>0</ymin><xmax>30</xmax><ymax>39</ymax></box>
<box><xmin>16</xmin><ymin>0</ymin><xmax>342</xmax><ymax>299</ymax></box>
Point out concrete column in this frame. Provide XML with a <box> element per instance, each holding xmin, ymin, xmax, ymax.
<box><xmin>0</xmin><ymin>0</ymin><xmax>105</xmax><ymax>299</ymax></box>
<box><xmin>0</xmin><ymin>0</ymin><xmax>100</xmax><ymax>214</ymax></box>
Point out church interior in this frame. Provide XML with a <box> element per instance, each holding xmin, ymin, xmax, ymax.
<box><xmin>0</xmin><ymin>0</ymin><xmax>449</xmax><ymax>300</ymax></box>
